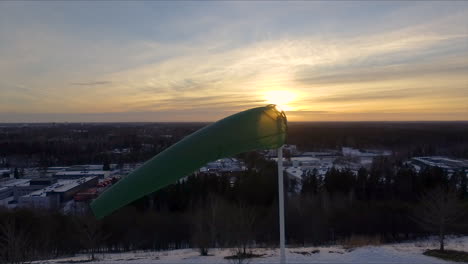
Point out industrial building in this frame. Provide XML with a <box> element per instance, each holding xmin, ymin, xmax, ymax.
<box><xmin>13</xmin><ymin>178</ymin><xmax>57</xmax><ymax>200</ymax></box>
<box><xmin>55</xmin><ymin>170</ymin><xmax>107</xmax><ymax>179</ymax></box>
<box><xmin>411</xmin><ymin>156</ymin><xmax>468</xmax><ymax>175</ymax></box>
<box><xmin>18</xmin><ymin>176</ymin><xmax>98</xmax><ymax>209</ymax></box>
<box><xmin>53</xmin><ymin>164</ymin><xmax>118</xmax><ymax>179</ymax></box>
<box><xmin>0</xmin><ymin>178</ymin><xmax>31</xmax><ymax>200</ymax></box>
<box><xmin>199</xmin><ymin>158</ymin><xmax>246</xmax><ymax>173</ymax></box>
<box><xmin>0</xmin><ymin>178</ymin><xmax>57</xmax><ymax>207</ymax></box>
<box><xmin>0</xmin><ymin>169</ymin><xmax>11</xmax><ymax>178</ymax></box>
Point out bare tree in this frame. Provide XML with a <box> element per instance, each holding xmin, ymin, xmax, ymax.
<box><xmin>192</xmin><ymin>195</ymin><xmax>227</xmax><ymax>255</ymax></box>
<box><xmin>0</xmin><ymin>217</ymin><xmax>31</xmax><ymax>264</ymax></box>
<box><xmin>412</xmin><ymin>187</ymin><xmax>467</xmax><ymax>251</ymax></box>
<box><xmin>192</xmin><ymin>207</ymin><xmax>211</xmax><ymax>256</ymax></box>
<box><xmin>229</xmin><ymin>203</ymin><xmax>257</xmax><ymax>257</ymax></box>
<box><xmin>76</xmin><ymin>216</ymin><xmax>108</xmax><ymax>260</ymax></box>
<box><xmin>226</xmin><ymin>247</ymin><xmax>252</xmax><ymax>264</ymax></box>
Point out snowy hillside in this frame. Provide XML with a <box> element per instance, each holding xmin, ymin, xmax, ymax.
<box><xmin>35</xmin><ymin>236</ymin><xmax>468</xmax><ymax>264</ymax></box>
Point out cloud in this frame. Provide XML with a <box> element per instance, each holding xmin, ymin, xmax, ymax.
<box><xmin>311</xmin><ymin>88</ymin><xmax>427</xmax><ymax>103</ymax></box>
<box><xmin>70</xmin><ymin>81</ymin><xmax>112</xmax><ymax>86</ymax></box>
<box><xmin>288</xmin><ymin>110</ymin><xmax>331</xmax><ymax>114</ymax></box>
<box><xmin>0</xmin><ymin>2</ymin><xmax>467</xmax><ymax>121</ymax></box>
<box><xmin>0</xmin><ymin>110</ymin><xmax>238</xmax><ymax>123</ymax></box>
<box><xmin>121</xmin><ymin>95</ymin><xmax>266</xmax><ymax>113</ymax></box>
<box><xmin>294</xmin><ymin>57</ymin><xmax>468</xmax><ymax>87</ymax></box>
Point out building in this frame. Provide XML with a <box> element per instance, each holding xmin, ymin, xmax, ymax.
<box><xmin>301</xmin><ymin>151</ymin><xmax>339</xmax><ymax>157</ymax></box>
<box><xmin>73</xmin><ymin>188</ymin><xmax>98</xmax><ymax>202</ymax></box>
<box><xmin>0</xmin><ymin>169</ymin><xmax>11</xmax><ymax>178</ymax></box>
<box><xmin>285</xmin><ymin>167</ymin><xmax>303</xmax><ymax>180</ymax></box>
<box><xmin>264</xmin><ymin>144</ymin><xmax>300</xmax><ymax>158</ymax></box>
<box><xmin>18</xmin><ymin>176</ymin><xmax>98</xmax><ymax>209</ymax></box>
<box><xmin>342</xmin><ymin>147</ymin><xmax>392</xmax><ymax>157</ymax></box>
<box><xmin>13</xmin><ymin>178</ymin><xmax>57</xmax><ymax>200</ymax></box>
<box><xmin>200</xmin><ymin>158</ymin><xmax>246</xmax><ymax>173</ymax></box>
<box><xmin>55</xmin><ymin>170</ymin><xmax>107</xmax><ymax>179</ymax></box>
<box><xmin>0</xmin><ymin>178</ymin><xmax>31</xmax><ymax>200</ymax></box>
<box><xmin>53</xmin><ymin>164</ymin><xmax>120</xmax><ymax>179</ymax></box>
<box><xmin>0</xmin><ymin>186</ymin><xmax>11</xmax><ymax>200</ymax></box>
<box><xmin>66</xmin><ymin>165</ymin><xmax>104</xmax><ymax>171</ymax></box>
<box><xmin>411</xmin><ymin>156</ymin><xmax>468</xmax><ymax>176</ymax></box>
<box><xmin>45</xmin><ymin>167</ymin><xmax>69</xmax><ymax>177</ymax></box>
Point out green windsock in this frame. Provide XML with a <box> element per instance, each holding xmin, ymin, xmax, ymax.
<box><xmin>91</xmin><ymin>104</ymin><xmax>287</xmax><ymax>219</ymax></box>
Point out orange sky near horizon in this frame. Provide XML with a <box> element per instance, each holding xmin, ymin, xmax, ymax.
<box><xmin>0</xmin><ymin>2</ymin><xmax>467</xmax><ymax>122</ymax></box>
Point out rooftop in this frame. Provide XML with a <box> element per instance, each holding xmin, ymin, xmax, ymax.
<box><xmin>55</xmin><ymin>170</ymin><xmax>105</xmax><ymax>176</ymax></box>
<box><xmin>23</xmin><ymin>176</ymin><xmax>97</xmax><ymax>197</ymax></box>
<box><xmin>0</xmin><ymin>178</ymin><xmax>31</xmax><ymax>187</ymax></box>
<box><xmin>412</xmin><ymin>156</ymin><xmax>468</xmax><ymax>170</ymax></box>
<box><xmin>286</xmin><ymin>167</ymin><xmax>303</xmax><ymax>179</ymax></box>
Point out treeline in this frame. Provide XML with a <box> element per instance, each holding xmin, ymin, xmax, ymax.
<box><xmin>1</xmin><ymin>154</ymin><xmax>467</xmax><ymax>262</ymax></box>
<box><xmin>0</xmin><ymin>123</ymin><xmax>205</xmax><ymax>168</ymax></box>
<box><xmin>1</xmin><ymin>122</ymin><xmax>468</xmax><ymax>169</ymax></box>
<box><xmin>288</xmin><ymin>122</ymin><xmax>468</xmax><ymax>158</ymax></box>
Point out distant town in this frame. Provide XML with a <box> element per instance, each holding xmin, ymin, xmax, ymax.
<box><xmin>1</xmin><ymin>143</ymin><xmax>467</xmax><ymax>214</ymax></box>
<box><xmin>0</xmin><ymin>122</ymin><xmax>468</xmax><ymax>263</ymax></box>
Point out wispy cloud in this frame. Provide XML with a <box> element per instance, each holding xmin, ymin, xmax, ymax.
<box><xmin>70</xmin><ymin>81</ymin><xmax>112</xmax><ymax>86</ymax></box>
<box><xmin>0</xmin><ymin>1</ymin><xmax>467</xmax><ymax>121</ymax></box>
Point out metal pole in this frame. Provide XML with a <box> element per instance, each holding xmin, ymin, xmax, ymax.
<box><xmin>277</xmin><ymin>146</ymin><xmax>286</xmax><ymax>264</ymax></box>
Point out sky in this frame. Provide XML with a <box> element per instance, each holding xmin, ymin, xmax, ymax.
<box><xmin>0</xmin><ymin>1</ymin><xmax>467</xmax><ymax>122</ymax></box>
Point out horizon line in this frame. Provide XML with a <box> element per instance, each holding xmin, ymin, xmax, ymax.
<box><xmin>1</xmin><ymin>120</ymin><xmax>468</xmax><ymax>124</ymax></box>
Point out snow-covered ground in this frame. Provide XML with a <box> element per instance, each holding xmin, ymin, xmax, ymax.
<box><xmin>35</xmin><ymin>236</ymin><xmax>468</xmax><ymax>264</ymax></box>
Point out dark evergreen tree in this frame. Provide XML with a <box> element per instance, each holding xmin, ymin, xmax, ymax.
<box><xmin>302</xmin><ymin>168</ymin><xmax>318</xmax><ymax>195</ymax></box>
<box><xmin>355</xmin><ymin>167</ymin><xmax>368</xmax><ymax>200</ymax></box>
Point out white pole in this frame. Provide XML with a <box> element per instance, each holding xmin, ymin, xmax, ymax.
<box><xmin>277</xmin><ymin>145</ymin><xmax>286</xmax><ymax>264</ymax></box>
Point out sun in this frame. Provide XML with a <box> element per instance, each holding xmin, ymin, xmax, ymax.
<box><xmin>264</xmin><ymin>90</ymin><xmax>297</xmax><ymax>111</ymax></box>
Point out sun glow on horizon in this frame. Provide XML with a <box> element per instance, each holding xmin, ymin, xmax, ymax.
<box><xmin>264</xmin><ymin>90</ymin><xmax>297</xmax><ymax>111</ymax></box>
<box><xmin>0</xmin><ymin>2</ymin><xmax>467</xmax><ymax>122</ymax></box>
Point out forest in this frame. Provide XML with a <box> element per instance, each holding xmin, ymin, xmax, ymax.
<box><xmin>1</xmin><ymin>153</ymin><xmax>467</xmax><ymax>263</ymax></box>
<box><xmin>1</xmin><ymin>122</ymin><xmax>468</xmax><ymax>263</ymax></box>
<box><xmin>1</xmin><ymin>121</ymin><xmax>468</xmax><ymax>168</ymax></box>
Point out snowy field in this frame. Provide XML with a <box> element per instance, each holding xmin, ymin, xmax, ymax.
<box><xmin>35</xmin><ymin>236</ymin><xmax>468</xmax><ymax>264</ymax></box>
